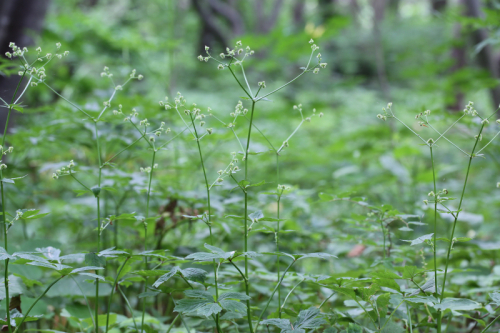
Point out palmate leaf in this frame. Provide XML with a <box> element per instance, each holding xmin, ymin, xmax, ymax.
<box><xmin>218</xmin><ymin>292</ymin><xmax>251</xmax><ymax>301</ymax></box>
<box><xmin>0</xmin><ymin>247</ymin><xmax>13</xmax><ymax>260</ymax></box>
<box><xmin>182</xmin><ymin>268</ymin><xmax>207</xmax><ymax>283</ymax></box>
<box><xmin>152</xmin><ymin>267</ymin><xmax>180</xmax><ymax>288</ymax></box>
<box><xmin>293</xmin><ymin>307</ymin><xmax>327</xmax><ymax>329</ymax></box>
<box><xmin>402</xmin><ymin>233</ymin><xmax>433</xmax><ymax>246</ymax></box>
<box><xmin>196</xmin><ymin>303</ymin><xmax>223</xmax><ymax>317</ymax></box>
<box><xmin>175</xmin><ymin>299</ymin><xmax>209</xmax><ymax>313</ymax></box>
<box><xmin>260</xmin><ymin>318</ymin><xmax>292</xmax><ymax>330</ymax></box>
<box><xmin>489</xmin><ymin>292</ymin><xmax>500</xmax><ymax>306</ymax></box>
<box><xmin>433</xmin><ymin>298</ymin><xmax>482</xmax><ymax>311</ymax></box>
<box><xmin>219</xmin><ymin>300</ymin><xmax>246</xmax><ymax>313</ymax></box>
<box><xmin>184</xmin><ymin>289</ymin><xmax>214</xmax><ymax>301</ymax></box>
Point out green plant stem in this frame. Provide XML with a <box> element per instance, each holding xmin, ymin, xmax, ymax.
<box><xmin>280</xmin><ymin>279</ymin><xmax>303</xmax><ymax>310</ymax></box>
<box><xmin>319</xmin><ymin>292</ymin><xmax>336</xmax><ymax>309</ymax></box>
<box><xmin>430</xmin><ymin>144</ymin><xmax>441</xmax><ymax>332</ymax></box>
<box><xmin>106</xmin><ymin>257</ymin><xmax>130</xmax><ymax>333</ymax></box>
<box><xmin>437</xmin><ymin>125</ymin><xmax>485</xmax><ymax>332</ymax></box>
<box><xmin>71</xmin><ymin>275</ymin><xmax>95</xmax><ymax>328</ymax></box>
<box><xmin>190</xmin><ymin>116</ymin><xmax>221</xmax><ymax>332</ymax></box>
<box><xmin>165</xmin><ymin>314</ymin><xmax>181</xmax><ymax>333</ymax></box>
<box><xmin>12</xmin><ymin>275</ymin><xmax>65</xmax><ymax>333</ymax></box>
<box><xmin>430</xmin><ymin>146</ymin><xmax>439</xmax><ymax>309</ymax></box>
<box><xmin>406</xmin><ymin>302</ymin><xmax>413</xmax><ymax>333</ymax></box>
<box><xmin>380</xmin><ymin>217</ymin><xmax>386</xmax><ymax>259</ymax></box>
<box><xmin>254</xmin><ymin>260</ymin><xmax>295</xmax><ymax>332</ymax></box>
<box><xmin>95</xmin><ymin>121</ymin><xmax>102</xmax><ymax>333</ymax></box>
<box><xmin>141</xmin><ymin>150</ymin><xmax>156</xmax><ymax>332</ymax></box>
<box><xmin>117</xmin><ymin>286</ymin><xmax>139</xmax><ymax>333</ymax></box>
<box><xmin>2</xmin><ymin>70</ymin><xmax>26</xmax><ymax>333</ymax></box>
<box><xmin>1</xmin><ymin>182</ymin><xmax>11</xmax><ymax>333</ymax></box>
<box><xmin>243</xmin><ymin>101</ymin><xmax>256</xmax><ymax>333</ymax></box>
<box><xmin>380</xmin><ymin>300</ymin><xmax>405</xmax><ymax>331</ymax></box>
<box><xmin>481</xmin><ymin>313</ymin><xmax>500</xmax><ymax>333</ymax></box>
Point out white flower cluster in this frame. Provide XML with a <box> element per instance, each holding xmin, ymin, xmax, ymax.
<box><xmin>197</xmin><ymin>40</ymin><xmax>255</xmax><ymax>70</ymax></box>
<box><xmin>52</xmin><ymin>160</ymin><xmax>75</xmax><ymax>179</ymax></box>
<box><xmin>212</xmin><ymin>152</ymin><xmax>241</xmax><ymax>185</ymax></box>
<box><xmin>463</xmin><ymin>101</ymin><xmax>478</xmax><ymax>116</ymax></box>
<box><xmin>377</xmin><ymin>102</ymin><xmax>393</xmax><ymax>121</ymax></box>
<box><xmin>6</xmin><ymin>42</ymin><xmax>69</xmax><ymax>84</ymax></box>
<box><xmin>0</xmin><ymin>145</ymin><xmax>14</xmax><ymax>170</ymax></box>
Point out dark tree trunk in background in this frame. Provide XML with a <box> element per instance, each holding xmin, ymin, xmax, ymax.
<box><xmin>317</xmin><ymin>0</ymin><xmax>338</xmax><ymax>23</ymax></box>
<box><xmin>448</xmin><ymin>23</ymin><xmax>466</xmax><ymax>111</ymax></box>
<box><xmin>461</xmin><ymin>0</ymin><xmax>500</xmax><ymax>113</ymax></box>
<box><xmin>431</xmin><ymin>0</ymin><xmax>447</xmax><ymax>13</ymax></box>
<box><xmin>254</xmin><ymin>0</ymin><xmax>284</xmax><ymax>33</ymax></box>
<box><xmin>372</xmin><ymin>0</ymin><xmax>390</xmax><ymax>98</ymax></box>
<box><xmin>192</xmin><ymin>0</ymin><xmax>230</xmax><ymax>54</ymax></box>
<box><xmin>292</xmin><ymin>0</ymin><xmax>306</xmax><ymax>31</ymax></box>
<box><xmin>0</xmin><ymin>0</ymin><xmax>50</xmax><ymax>134</ymax></box>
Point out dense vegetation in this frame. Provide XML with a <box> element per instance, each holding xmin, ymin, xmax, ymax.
<box><xmin>0</xmin><ymin>1</ymin><xmax>499</xmax><ymax>332</ymax></box>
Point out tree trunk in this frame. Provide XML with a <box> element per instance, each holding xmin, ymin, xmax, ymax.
<box><xmin>462</xmin><ymin>0</ymin><xmax>500</xmax><ymax>112</ymax></box>
<box><xmin>372</xmin><ymin>0</ymin><xmax>390</xmax><ymax>98</ymax></box>
<box><xmin>0</xmin><ymin>0</ymin><xmax>51</xmax><ymax>134</ymax></box>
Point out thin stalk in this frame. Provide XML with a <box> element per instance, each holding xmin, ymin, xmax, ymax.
<box><xmin>12</xmin><ymin>275</ymin><xmax>65</xmax><ymax>333</ymax></box>
<box><xmin>190</xmin><ymin>115</ymin><xmax>221</xmax><ymax>332</ymax></box>
<box><xmin>117</xmin><ymin>286</ymin><xmax>139</xmax><ymax>332</ymax></box>
<box><xmin>95</xmin><ymin>121</ymin><xmax>102</xmax><ymax>333</ymax></box>
<box><xmin>380</xmin><ymin>217</ymin><xmax>386</xmax><ymax>259</ymax></box>
<box><xmin>406</xmin><ymin>303</ymin><xmax>413</xmax><ymax>333</ymax></box>
<box><xmin>1</xmin><ymin>182</ymin><xmax>11</xmax><ymax>333</ymax></box>
<box><xmin>380</xmin><ymin>300</ymin><xmax>405</xmax><ymax>331</ymax></box>
<box><xmin>276</xmin><ymin>156</ymin><xmax>283</xmax><ymax>318</ymax></box>
<box><xmin>280</xmin><ymin>279</ymin><xmax>304</xmax><ymax>310</ymax></box>
<box><xmin>319</xmin><ymin>292</ymin><xmax>336</xmax><ymax>309</ymax></box>
<box><xmin>106</xmin><ymin>257</ymin><xmax>130</xmax><ymax>333</ymax></box>
<box><xmin>141</xmin><ymin>150</ymin><xmax>156</xmax><ymax>332</ymax></box>
<box><xmin>71</xmin><ymin>275</ymin><xmax>95</xmax><ymax>328</ymax></box>
<box><xmin>1</xmin><ymin>70</ymin><xmax>25</xmax><ymax>333</ymax></box>
<box><xmin>243</xmin><ymin>101</ymin><xmax>256</xmax><ymax>333</ymax></box>
<box><xmin>430</xmin><ymin>146</ymin><xmax>438</xmax><ymax>298</ymax></box>
<box><xmin>481</xmin><ymin>313</ymin><xmax>500</xmax><ymax>333</ymax></box>
<box><xmin>437</xmin><ymin>125</ymin><xmax>485</xmax><ymax>332</ymax></box>
<box><xmin>254</xmin><ymin>260</ymin><xmax>295</xmax><ymax>332</ymax></box>
<box><xmin>165</xmin><ymin>314</ymin><xmax>181</xmax><ymax>333</ymax></box>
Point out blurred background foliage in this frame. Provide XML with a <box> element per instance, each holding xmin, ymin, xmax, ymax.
<box><xmin>0</xmin><ymin>0</ymin><xmax>500</xmax><ymax>331</ymax></box>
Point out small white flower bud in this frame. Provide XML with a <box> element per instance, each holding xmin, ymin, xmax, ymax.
<box><xmin>63</xmin><ymin>51</ymin><xmax>69</xmax><ymax>56</ymax></box>
<box><xmin>218</xmin><ymin>64</ymin><xmax>224</xmax><ymax>70</ymax></box>
<box><xmin>309</xmin><ymin>39</ymin><xmax>314</xmax><ymax>44</ymax></box>
<box><xmin>205</xmin><ymin>45</ymin><xmax>210</xmax><ymax>51</ymax></box>
<box><xmin>197</xmin><ymin>55</ymin><xmax>203</xmax><ymax>61</ymax></box>
<box><xmin>5</xmin><ymin>52</ymin><xmax>11</xmax><ymax>59</ymax></box>
<box><xmin>319</xmin><ymin>112</ymin><xmax>324</xmax><ymax>118</ymax></box>
<box><xmin>236</xmin><ymin>41</ymin><xmax>242</xmax><ymax>46</ymax></box>
<box><xmin>207</xmin><ymin>128</ymin><xmax>213</xmax><ymax>134</ymax></box>
<box><xmin>138</xmin><ymin>75</ymin><xmax>143</xmax><ymax>80</ymax></box>
<box><xmin>36</xmin><ymin>47</ymin><xmax>42</xmax><ymax>53</ymax></box>
<box><xmin>313</xmin><ymin>68</ymin><xmax>320</xmax><ymax>74</ymax></box>
<box><xmin>115</xmin><ymin>85</ymin><xmax>123</xmax><ymax>90</ymax></box>
<box><xmin>220</xmin><ymin>53</ymin><xmax>225</xmax><ymax>59</ymax></box>
<box><xmin>320</xmin><ymin>63</ymin><xmax>327</xmax><ymax>68</ymax></box>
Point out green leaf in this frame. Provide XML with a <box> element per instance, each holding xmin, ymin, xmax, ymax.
<box><xmin>260</xmin><ymin>318</ymin><xmax>291</xmax><ymax>330</ymax></box>
<box><xmin>174</xmin><ymin>299</ymin><xmax>209</xmax><ymax>313</ymax></box>
<box><xmin>433</xmin><ymin>298</ymin><xmax>482</xmax><ymax>311</ymax></box>
<box><xmin>218</xmin><ymin>292</ymin><xmax>251</xmax><ymax>301</ymax></box>
<box><xmin>296</xmin><ymin>253</ymin><xmax>337</xmax><ymax>260</ymax></box>
<box><xmin>1</xmin><ymin>178</ymin><xmax>15</xmax><ymax>184</ymax></box>
<box><xmin>196</xmin><ymin>302</ymin><xmax>222</xmax><ymax>317</ymax></box>
<box><xmin>248</xmin><ymin>210</ymin><xmax>264</xmax><ymax>221</ymax></box>
<box><xmin>85</xmin><ymin>253</ymin><xmax>106</xmax><ymax>268</ymax></box>
<box><xmin>489</xmin><ymin>292</ymin><xmax>500</xmax><ymax>306</ymax></box>
<box><xmin>293</xmin><ymin>307</ymin><xmax>326</xmax><ymax>330</ymax></box>
<box><xmin>184</xmin><ymin>289</ymin><xmax>214</xmax><ymax>301</ymax></box>
<box><xmin>186</xmin><ymin>252</ymin><xmax>222</xmax><ymax>261</ymax></box>
<box><xmin>153</xmin><ymin>267</ymin><xmax>180</xmax><ymax>288</ymax></box>
<box><xmin>182</xmin><ymin>268</ymin><xmax>207</xmax><ymax>283</ymax></box>
<box><xmin>139</xmin><ymin>290</ymin><xmax>161</xmax><ymax>298</ymax></box>
<box><xmin>220</xmin><ymin>300</ymin><xmax>246</xmax><ymax>313</ymax></box>
<box><xmin>402</xmin><ymin>233</ymin><xmax>433</xmax><ymax>246</ymax></box>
